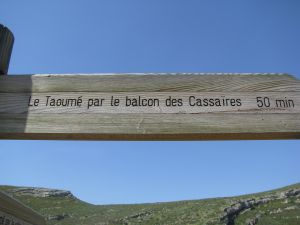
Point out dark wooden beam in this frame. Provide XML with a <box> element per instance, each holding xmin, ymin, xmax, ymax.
<box><xmin>0</xmin><ymin>191</ymin><xmax>46</xmax><ymax>225</ymax></box>
<box><xmin>0</xmin><ymin>24</ymin><xmax>14</xmax><ymax>75</ymax></box>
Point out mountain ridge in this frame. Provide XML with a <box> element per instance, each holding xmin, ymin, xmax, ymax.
<box><xmin>1</xmin><ymin>183</ymin><xmax>300</xmax><ymax>225</ymax></box>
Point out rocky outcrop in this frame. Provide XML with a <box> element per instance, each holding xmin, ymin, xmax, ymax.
<box><xmin>47</xmin><ymin>213</ymin><xmax>70</xmax><ymax>221</ymax></box>
<box><xmin>118</xmin><ymin>210</ymin><xmax>153</xmax><ymax>224</ymax></box>
<box><xmin>124</xmin><ymin>210</ymin><xmax>153</xmax><ymax>220</ymax></box>
<box><xmin>220</xmin><ymin>188</ymin><xmax>300</xmax><ymax>225</ymax></box>
<box><xmin>245</xmin><ymin>214</ymin><xmax>260</xmax><ymax>225</ymax></box>
<box><xmin>8</xmin><ymin>187</ymin><xmax>75</xmax><ymax>199</ymax></box>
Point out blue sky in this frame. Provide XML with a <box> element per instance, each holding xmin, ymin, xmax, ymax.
<box><xmin>0</xmin><ymin>0</ymin><xmax>300</xmax><ymax>205</ymax></box>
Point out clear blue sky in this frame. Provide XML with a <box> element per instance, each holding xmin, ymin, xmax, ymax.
<box><xmin>0</xmin><ymin>0</ymin><xmax>299</xmax><ymax>205</ymax></box>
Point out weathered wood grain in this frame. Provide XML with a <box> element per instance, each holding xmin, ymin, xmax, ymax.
<box><xmin>0</xmin><ymin>191</ymin><xmax>46</xmax><ymax>225</ymax></box>
<box><xmin>0</xmin><ymin>25</ymin><xmax>14</xmax><ymax>75</ymax></box>
<box><xmin>0</xmin><ymin>73</ymin><xmax>299</xmax><ymax>92</ymax></box>
<box><xmin>0</xmin><ymin>114</ymin><xmax>299</xmax><ymax>140</ymax></box>
<box><xmin>0</xmin><ymin>92</ymin><xmax>299</xmax><ymax>114</ymax></box>
<box><xmin>0</xmin><ymin>74</ymin><xmax>299</xmax><ymax>140</ymax></box>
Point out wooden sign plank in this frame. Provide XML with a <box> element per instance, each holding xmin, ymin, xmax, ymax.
<box><xmin>0</xmin><ymin>73</ymin><xmax>299</xmax><ymax>140</ymax></box>
<box><xmin>0</xmin><ymin>92</ymin><xmax>299</xmax><ymax>114</ymax></box>
<box><xmin>0</xmin><ymin>191</ymin><xmax>46</xmax><ymax>225</ymax></box>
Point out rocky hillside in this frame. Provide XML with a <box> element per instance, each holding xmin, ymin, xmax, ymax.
<box><xmin>6</xmin><ymin>187</ymin><xmax>75</xmax><ymax>199</ymax></box>
<box><xmin>1</xmin><ymin>183</ymin><xmax>300</xmax><ymax>225</ymax></box>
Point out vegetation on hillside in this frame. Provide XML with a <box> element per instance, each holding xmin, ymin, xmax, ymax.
<box><xmin>1</xmin><ymin>183</ymin><xmax>299</xmax><ymax>225</ymax></box>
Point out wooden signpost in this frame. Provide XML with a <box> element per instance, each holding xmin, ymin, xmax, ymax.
<box><xmin>0</xmin><ymin>21</ymin><xmax>299</xmax><ymax>225</ymax></box>
<box><xmin>0</xmin><ymin>24</ymin><xmax>14</xmax><ymax>75</ymax></box>
<box><xmin>0</xmin><ymin>191</ymin><xmax>46</xmax><ymax>225</ymax></box>
<box><xmin>0</xmin><ymin>24</ymin><xmax>300</xmax><ymax>140</ymax></box>
<box><xmin>0</xmin><ymin>73</ymin><xmax>299</xmax><ymax>140</ymax></box>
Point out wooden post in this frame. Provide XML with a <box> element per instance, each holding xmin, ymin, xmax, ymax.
<box><xmin>0</xmin><ymin>24</ymin><xmax>14</xmax><ymax>75</ymax></box>
<box><xmin>0</xmin><ymin>191</ymin><xmax>46</xmax><ymax>225</ymax></box>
